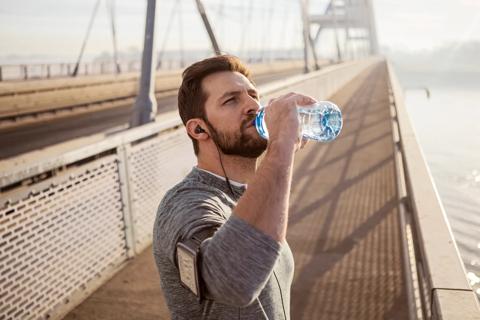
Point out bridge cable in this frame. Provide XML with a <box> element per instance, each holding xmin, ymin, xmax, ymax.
<box><xmin>331</xmin><ymin>0</ymin><xmax>343</xmax><ymax>62</ymax></box>
<box><xmin>289</xmin><ymin>2</ymin><xmax>302</xmax><ymax>60</ymax></box>
<box><xmin>261</xmin><ymin>0</ymin><xmax>275</xmax><ymax>62</ymax></box>
<box><xmin>107</xmin><ymin>0</ymin><xmax>121</xmax><ymax>74</ymax></box>
<box><xmin>343</xmin><ymin>0</ymin><xmax>351</xmax><ymax>60</ymax></box>
<box><xmin>238</xmin><ymin>0</ymin><xmax>254</xmax><ymax>59</ymax></box>
<box><xmin>156</xmin><ymin>0</ymin><xmax>180</xmax><ymax>70</ymax></box>
<box><xmin>277</xmin><ymin>1</ymin><xmax>290</xmax><ymax>60</ymax></box>
<box><xmin>72</xmin><ymin>0</ymin><xmax>101</xmax><ymax>77</ymax></box>
<box><xmin>217</xmin><ymin>0</ymin><xmax>225</xmax><ymax>46</ymax></box>
<box><xmin>178</xmin><ymin>0</ymin><xmax>185</xmax><ymax>68</ymax></box>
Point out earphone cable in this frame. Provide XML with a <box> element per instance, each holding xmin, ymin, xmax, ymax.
<box><xmin>273</xmin><ymin>270</ymin><xmax>287</xmax><ymax>319</ymax></box>
<box><xmin>214</xmin><ymin>143</ymin><xmax>235</xmax><ymax>197</ymax></box>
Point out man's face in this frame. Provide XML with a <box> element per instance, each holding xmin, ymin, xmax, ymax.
<box><xmin>201</xmin><ymin>71</ymin><xmax>267</xmax><ymax>158</ymax></box>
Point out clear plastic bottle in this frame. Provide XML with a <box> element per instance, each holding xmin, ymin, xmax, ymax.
<box><xmin>254</xmin><ymin>101</ymin><xmax>343</xmax><ymax>142</ymax></box>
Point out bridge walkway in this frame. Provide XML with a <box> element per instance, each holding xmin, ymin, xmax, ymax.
<box><xmin>65</xmin><ymin>63</ymin><xmax>409</xmax><ymax>319</ymax></box>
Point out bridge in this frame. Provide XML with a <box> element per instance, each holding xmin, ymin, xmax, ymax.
<box><xmin>0</xmin><ymin>1</ymin><xmax>479</xmax><ymax>319</ymax></box>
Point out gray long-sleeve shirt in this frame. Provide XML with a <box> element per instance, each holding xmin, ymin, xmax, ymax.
<box><xmin>153</xmin><ymin>167</ymin><xmax>294</xmax><ymax>319</ymax></box>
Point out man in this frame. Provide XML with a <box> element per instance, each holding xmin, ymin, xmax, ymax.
<box><xmin>153</xmin><ymin>55</ymin><xmax>315</xmax><ymax>319</ymax></box>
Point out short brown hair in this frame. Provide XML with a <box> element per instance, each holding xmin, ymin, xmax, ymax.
<box><xmin>178</xmin><ymin>55</ymin><xmax>254</xmax><ymax>155</ymax></box>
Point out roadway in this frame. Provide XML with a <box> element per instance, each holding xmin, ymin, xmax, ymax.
<box><xmin>0</xmin><ymin>68</ymin><xmax>302</xmax><ymax>160</ymax></box>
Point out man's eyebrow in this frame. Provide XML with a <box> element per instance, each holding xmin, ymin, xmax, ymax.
<box><xmin>218</xmin><ymin>91</ymin><xmax>241</xmax><ymax>102</ymax></box>
<box><xmin>248</xmin><ymin>88</ymin><xmax>259</xmax><ymax>97</ymax></box>
<box><xmin>217</xmin><ymin>89</ymin><xmax>259</xmax><ymax>103</ymax></box>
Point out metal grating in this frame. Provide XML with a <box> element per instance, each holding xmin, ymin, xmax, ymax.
<box><xmin>128</xmin><ymin>130</ymin><xmax>195</xmax><ymax>254</ymax></box>
<box><xmin>0</xmin><ymin>155</ymin><xmax>127</xmax><ymax>320</ymax></box>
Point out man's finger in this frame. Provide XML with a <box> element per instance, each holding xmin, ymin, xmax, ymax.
<box><xmin>267</xmin><ymin>97</ymin><xmax>277</xmax><ymax>107</ymax></box>
<box><xmin>295</xmin><ymin>95</ymin><xmax>317</xmax><ymax>107</ymax></box>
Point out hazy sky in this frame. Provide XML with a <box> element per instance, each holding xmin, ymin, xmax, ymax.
<box><xmin>375</xmin><ymin>0</ymin><xmax>480</xmax><ymax>50</ymax></box>
<box><xmin>0</xmin><ymin>0</ymin><xmax>479</xmax><ymax>62</ymax></box>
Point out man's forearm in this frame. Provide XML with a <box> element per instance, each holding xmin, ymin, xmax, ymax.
<box><xmin>233</xmin><ymin>141</ymin><xmax>295</xmax><ymax>242</ymax></box>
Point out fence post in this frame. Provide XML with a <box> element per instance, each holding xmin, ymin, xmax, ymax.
<box><xmin>47</xmin><ymin>65</ymin><xmax>51</xmax><ymax>78</ymax></box>
<box><xmin>116</xmin><ymin>145</ymin><xmax>137</xmax><ymax>258</ymax></box>
<box><xmin>0</xmin><ymin>66</ymin><xmax>2</xmax><ymax>81</ymax></box>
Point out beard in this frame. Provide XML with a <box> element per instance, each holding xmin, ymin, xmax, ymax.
<box><xmin>204</xmin><ymin>116</ymin><xmax>267</xmax><ymax>158</ymax></box>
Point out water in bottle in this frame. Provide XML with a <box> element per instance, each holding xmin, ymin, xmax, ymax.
<box><xmin>253</xmin><ymin>101</ymin><xmax>343</xmax><ymax>142</ymax></box>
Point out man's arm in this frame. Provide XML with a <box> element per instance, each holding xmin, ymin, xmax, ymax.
<box><xmin>156</xmin><ymin>187</ymin><xmax>282</xmax><ymax>307</ymax></box>
<box><xmin>233</xmin><ymin>93</ymin><xmax>316</xmax><ymax>242</ymax></box>
<box><xmin>199</xmin><ymin>93</ymin><xmax>315</xmax><ymax>306</ymax></box>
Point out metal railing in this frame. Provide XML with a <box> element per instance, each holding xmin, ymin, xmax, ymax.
<box><xmin>0</xmin><ymin>58</ymin><xmax>377</xmax><ymax>319</ymax></box>
<box><xmin>0</xmin><ymin>57</ymin><xmax>307</xmax><ymax>82</ymax></box>
<box><xmin>0</xmin><ymin>61</ymin><xmax>305</xmax><ymax>130</ymax></box>
<box><xmin>0</xmin><ymin>59</ymin><xmax>207</xmax><ymax>81</ymax></box>
<box><xmin>0</xmin><ymin>61</ymin><xmax>141</xmax><ymax>81</ymax></box>
<box><xmin>387</xmin><ymin>62</ymin><xmax>480</xmax><ymax>319</ymax></box>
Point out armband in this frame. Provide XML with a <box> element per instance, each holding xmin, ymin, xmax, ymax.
<box><xmin>176</xmin><ymin>228</ymin><xmax>217</xmax><ymax>301</ymax></box>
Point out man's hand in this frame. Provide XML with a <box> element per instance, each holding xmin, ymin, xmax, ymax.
<box><xmin>234</xmin><ymin>92</ymin><xmax>316</xmax><ymax>242</ymax></box>
<box><xmin>264</xmin><ymin>93</ymin><xmax>316</xmax><ymax>151</ymax></box>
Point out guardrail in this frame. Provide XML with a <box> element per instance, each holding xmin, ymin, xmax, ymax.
<box><xmin>0</xmin><ymin>61</ymin><xmax>142</xmax><ymax>82</ymax></box>
<box><xmin>387</xmin><ymin>63</ymin><xmax>480</xmax><ymax>319</ymax></box>
<box><xmin>0</xmin><ymin>58</ymin><xmax>378</xmax><ymax>319</ymax></box>
<box><xmin>0</xmin><ymin>60</ymin><xmax>306</xmax><ymax>97</ymax></box>
<box><xmin>0</xmin><ymin>61</ymin><xmax>305</xmax><ymax>126</ymax></box>
<box><xmin>0</xmin><ymin>57</ymin><xmax>307</xmax><ymax>82</ymax></box>
<box><xmin>0</xmin><ymin>59</ymin><xmax>205</xmax><ymax>82</ymax></box>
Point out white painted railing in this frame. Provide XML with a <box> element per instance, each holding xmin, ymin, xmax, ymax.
<box><xmin>388</xmin><ymin>62</ymin><xmax>480</xmax><ymax>320</ymax></box>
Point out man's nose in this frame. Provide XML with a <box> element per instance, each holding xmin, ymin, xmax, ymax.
<box><xmin>244</xmin><ymin>97</ymin><xmax>260</xmax><ymax>115</ymax></box>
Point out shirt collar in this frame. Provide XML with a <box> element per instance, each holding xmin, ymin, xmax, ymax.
<box><xmin>196</xmin><ymin>167</ymin><xmax>248</xmax><ymax>188</ymax></box>
<box><xmin>189</xmin><ymin>167</ymin><xmax>247</xmax><ymax>200</ymax></box>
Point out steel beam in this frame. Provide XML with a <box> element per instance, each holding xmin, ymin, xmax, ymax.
<box><xmin>195</xmin><ymin>0</ymin><xmax>221</xmax><ymax>56</ymax></box>
<box><xmin>300</xmin><ymin>0</ymin><xmax>319</xmax><ymax>72</ymax></box>
<box><xmin>130</xmin><ymin>0</ymin><xmax>158</xmax><ymax>127</ymax></box>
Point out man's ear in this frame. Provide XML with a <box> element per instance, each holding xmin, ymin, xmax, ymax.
<box><xmin>186</xmin><ymin>119</ymin><xmax>209</xmax><ymax>140</ymax></box>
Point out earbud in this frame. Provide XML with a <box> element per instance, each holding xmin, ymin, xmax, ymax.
<box><xmin>195</xmin><ymin>126</ymin><xmax>205</xmax><ymax>134</ymax></box>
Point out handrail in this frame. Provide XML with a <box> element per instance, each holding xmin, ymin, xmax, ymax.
<box><xmin>0</xmin><ymin>58</ymin><xmax>306</xmax><ymax>82</ymax></box>
<box><xmin>0</xmin><ymin>61</ymin><xmax>141</xmax><ymax>81</ymax></box>
<box><xmin>0</xmin><ymin>61</ymin><xmax>305</xmax><ymax>125</ymax></box>
<box><xmin>387</xmin><ymin>62</ymin><xmax>480</xmax><ymax>319</ymax></box>
<box><xmin>0</xmin><ymin>60</ymin><xmax>305</xmax><ymax>97</ymax></box>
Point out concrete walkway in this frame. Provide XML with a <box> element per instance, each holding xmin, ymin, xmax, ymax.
<box><xmin>65</xmin><ymin>62</ymin><xmax>408</xmax><ymax>320</ymax></box>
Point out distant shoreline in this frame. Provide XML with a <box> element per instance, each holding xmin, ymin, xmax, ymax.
<box><xmin>396</xmin><ymin>69</ymin><xmax>480</xmax><ymax>89</ymax></box>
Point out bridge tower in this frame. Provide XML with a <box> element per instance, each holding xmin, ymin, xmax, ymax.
<box><xmin>306</xmin><ymin>0</ymin><xmax>379</xmax><ymax>66</ymax></box>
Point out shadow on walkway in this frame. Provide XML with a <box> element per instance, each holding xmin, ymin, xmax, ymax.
<box><xmin>288</xmin><ymin>62</ymin><xmax>408</xmax><ymax>319</ymax></box>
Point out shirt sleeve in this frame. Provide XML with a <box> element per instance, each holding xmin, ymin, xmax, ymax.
<box><xmin>200</xmin><ymin>214</ymin><xmax>282</xmax><ymax>307</ymax></box>
<box><xmin>156</xmin><ymin>187</ymin><xmax>282</xmax><ymax>307</ymax></box>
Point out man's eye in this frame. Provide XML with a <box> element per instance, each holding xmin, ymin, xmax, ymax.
<box><xmin>224</xmin><ymin>97</ymin><xmax>235</xmax><ymax>104</ymax></box>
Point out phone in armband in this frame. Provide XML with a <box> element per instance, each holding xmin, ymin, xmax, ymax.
<box><xmin>176</xmin><ymin>239</ymin><xmax>203</xmax><ymax>300</ymax></box>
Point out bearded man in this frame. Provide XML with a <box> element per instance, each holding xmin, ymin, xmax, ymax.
<box><xmin>153</xmin><ymin>55</ymin><xmax>315</xmax><ymax>320</ymax></box>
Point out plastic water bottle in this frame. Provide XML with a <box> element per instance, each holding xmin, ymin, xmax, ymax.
<box><xmin>254</xmin><ymin>101</ymin><xmax>343</xmax><ymax>142</ymax></box>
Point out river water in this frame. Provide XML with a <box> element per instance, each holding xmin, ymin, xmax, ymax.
<box><xmin>404</xmin><ymin>75</ymin><xmax>480</xmax><ymax>299</ymax></box>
